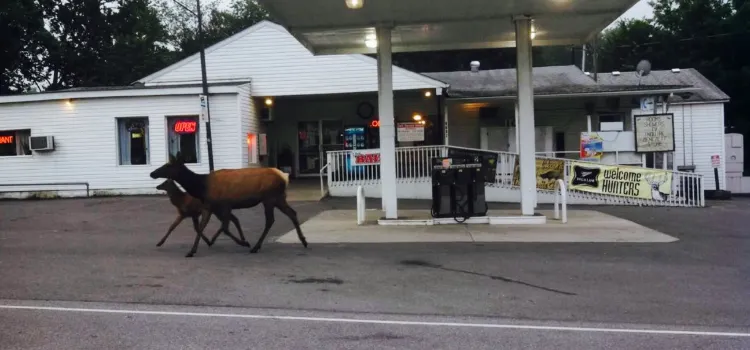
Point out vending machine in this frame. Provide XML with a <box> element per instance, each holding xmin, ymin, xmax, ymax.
<box><xmin>344</xmin><ymin>126</ymin><xmax>367</xmax><ymax>175</ymax></box>
<box><xmin>344</xmin><ymin>126</ymin><xmax>367</xmax><ymax>150</ymax></box>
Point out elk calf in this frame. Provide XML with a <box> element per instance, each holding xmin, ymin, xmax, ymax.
<box><xmin>155</xmin><ymin>179</ymin><xmax>249</xmax><ymax>249</ymax></box>
<box><xmin>150</xmin><ymin>153</ymin><xmax>307</xmax><ymax>257</ymax></box>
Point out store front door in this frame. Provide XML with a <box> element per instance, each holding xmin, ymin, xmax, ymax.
<box><xmin>297</xmin><ymin>120</ymin><xmax>344</xmax><ymax>177</ymax></box>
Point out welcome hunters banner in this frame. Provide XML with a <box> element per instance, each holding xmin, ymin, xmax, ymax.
<box><xmin>568</xmin><ymin>162</ymin><xmax>673</xmax><ymax>201</ymax></box>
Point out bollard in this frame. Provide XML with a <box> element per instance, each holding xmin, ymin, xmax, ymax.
<box><xmin>356</xmin><ymin>186</ymin><xmax>366</xmax><ymax>225</ymax></box>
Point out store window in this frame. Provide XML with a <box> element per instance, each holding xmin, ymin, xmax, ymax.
<box><xmin>167</xmin><ymin>116</ymin><xmax>199</xmax><ymax>163</ymax></box>
<box><xmin>117</xmin><ymin>117</ymin><xmax>150</xmax><ymax>165</ymax></box>
<box><xmin>0</xmin><ymin>129</ymin><xmax>31</xmax><ymax>156</ymax></box>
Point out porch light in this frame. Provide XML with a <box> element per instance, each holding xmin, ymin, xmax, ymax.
<box><xmin>424</xmin><ymin>90</ymin><xmax>432</xmax><ymax>98</ymax></box>
<box><xmin>345</xmin><ymin>0</ymin><xmax>364</xmax><ymax>9</ymax></box>
<box><xmin>264</xmin><ymin>97</ymin><xmax>273</xmax><ymax>106</ymax></box>
<box><xmin>412</xmin><ymin>114</ymin><xmax>423</xmax><ymax>121</ymax></box>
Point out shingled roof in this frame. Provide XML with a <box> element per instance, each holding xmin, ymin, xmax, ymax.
<box><xmin>422</xmin><ymin>65</ymin><xmax>729</xmax><ymax>103</ymax></box>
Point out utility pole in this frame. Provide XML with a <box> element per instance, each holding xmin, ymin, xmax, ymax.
<box><xmin>175</xmin><ymin>0</ymin><xmax>215</xmax><ymax>171</ymax></box>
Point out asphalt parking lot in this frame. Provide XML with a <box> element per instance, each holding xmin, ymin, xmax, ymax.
<box><xmin>0</xmin><ymin>195</ymin><xmax>748</xmax><ymax>349</ymax></box>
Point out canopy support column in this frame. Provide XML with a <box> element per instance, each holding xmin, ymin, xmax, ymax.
<box><xmin>376</xmin><ymin>26</ymin><xmax>398</xmax><ymax>219</ymax></box>
<box><xmin>514</xmin><ymin>16</ymin><xmax>537</xmax><ymax>216</ymax></box>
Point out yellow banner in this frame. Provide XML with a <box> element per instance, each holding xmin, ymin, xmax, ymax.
<box><xmin>568</xmin><ymin>162</ymin><xmax>673</xmax><ymax>201</ymax></box>
<box><xmin>513</xmin><ymin>158</ymin><xmax>566</xmax><ymax>190</ymax></box>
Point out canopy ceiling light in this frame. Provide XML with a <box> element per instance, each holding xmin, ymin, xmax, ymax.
<box><xmin>364</xmin><ymin>33</ymin><xmax>377</xmax><ymax>48</ymax></box>
<box><xmin>345</xmin><ymin>0</ymin><xmax>363</xmax><ymax>9</ymax></box>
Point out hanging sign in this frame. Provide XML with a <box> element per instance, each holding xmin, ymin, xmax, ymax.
<box><xmin>580</xmin><ymin>132</ymin><xmax>604</xmax><ymax>162</ymax></box>
<box><xmin>512</xmin><ymin>157</ymin><xmax>566</xmax><ymax>190</ymax></box>
<box><xmin>199</xmin><ymin>94</ymin><xmax>208</xmax><ymax>123</ymax></box>
<box><xmin>352</xmin><ymin>150</ymin><xmax>380</xmax><ymax>165</ymax></box>
<box><xmin>568</xmin><ymin>162</ymin><xmax>673</xmax><ymax>201</ymax></box>
<box><xmin>634</xmin><ymin>113</ymin><xmax>675</xmax><ymax>152</ymax></box>
<box><xmin>174</xmin><ymin>120</ymin><xmax>197</xmax><ymax>134</ymax></box>
<box><xmin>397</xmin><ymin>122</ymin><xmax>424</xmax><ymax>142</ymax></box>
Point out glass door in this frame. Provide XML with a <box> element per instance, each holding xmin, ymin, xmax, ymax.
<box><xmin>297</xmin><ymin>121</ymin><xmax>320</xmax><ymax>175</ymax></box>
<box><xmin>320</xmin><ymin>120</ymin><xmax>344</xmax><ymax>172</ymax></box>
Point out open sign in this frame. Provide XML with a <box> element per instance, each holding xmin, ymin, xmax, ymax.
<box><xmin>174</xmin><ymin>120</ymin><xmax>197</xmax><ymax>134</ymax></box>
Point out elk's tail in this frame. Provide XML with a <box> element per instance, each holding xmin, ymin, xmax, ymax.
<box><xmin>271</xmin><ymin>167</ymin><xmax>290</xmax><ymax>191</ymax></box>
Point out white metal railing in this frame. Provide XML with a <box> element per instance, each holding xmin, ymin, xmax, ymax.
<box><xmin>319</xmin><ymin>162</ymin><xmax>330</xmax><ymax>198</ymax></box>
<box><xmin>325</xmin><ymin>145</ymin><xmax>706</xmax><ymax>208</ymax></box>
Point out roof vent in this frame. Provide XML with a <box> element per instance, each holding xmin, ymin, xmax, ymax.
<box><xmin>612</xmin><ymin>71</ymin><xmax>621</xmax><ymax>76</ymax></box>
<box><xmin>470</xmin><ymin>61</ymin><xmax>480</xmax><ymax>72</ymax></box>
<box><xmin>672</xmin><ymin>68</ymin><xmax>681</xmax><ymax>73</ymax></box>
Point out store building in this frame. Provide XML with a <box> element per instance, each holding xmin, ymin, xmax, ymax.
<box><xmin>0</xmin><ymin>21</ymin><xmax>445</xmax><ymax>198</ymax></box>
<box><xmin>0</xmin><ymin>19</ymin><xmax>729</xmax><ymax>200</ymax></box>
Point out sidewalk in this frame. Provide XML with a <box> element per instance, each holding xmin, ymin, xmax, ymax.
<box><xmin>274</xmin><ymin>209</ymin><xmax>678</xmax><ymax>244</ymax></box>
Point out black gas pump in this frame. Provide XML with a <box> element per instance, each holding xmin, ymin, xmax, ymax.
<box><xmin>431</xmin><ymin>156</ymin><xmax>489</xmax><ymax>222</ymax></box>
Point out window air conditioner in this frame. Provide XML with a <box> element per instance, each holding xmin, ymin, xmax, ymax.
<box><xmin>29</xmin><ymin>136</ymin><xmax>55</xmax><ymax>151</ymax></box>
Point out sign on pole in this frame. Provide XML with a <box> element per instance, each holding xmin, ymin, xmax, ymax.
<box><xmin>199</xmin><ymin>94</ymin><xmax>208</xmax><ymax>123</ymax></box>
<box><xmin>711</xmin><ymin>154</ymin><xmax>721</xmax><ymax>168</ymax></box>
<box><xmin>634</xmin><ymin>113</ymin><xmax>675</xmax><ymax>153</ymax></box>
<box><xmin>397</xmin><ymin>122</ymin><xmax>424</xmax><ymax>142</ymax></box>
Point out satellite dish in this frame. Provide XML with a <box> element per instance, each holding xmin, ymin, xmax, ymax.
<box><xmin>636</xmin><ymin>60</ymin><xmax>651</xmax><ymax>77</ymax></box>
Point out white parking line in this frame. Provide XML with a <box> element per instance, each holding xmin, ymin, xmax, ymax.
<box><xmin>1</xmin><ymin>304</ymin><xmax>749</xmax><ymax>338</ymax></box>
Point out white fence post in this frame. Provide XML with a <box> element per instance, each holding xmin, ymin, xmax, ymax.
<box><xmin>357</xmin><ymin>186</ymin><xmax>366</xmax><ymax>225</ymax></box>
<box><xmin>554</xmin><ymin>179</ymin><xmax>567</xmax><ymax>224</ymax></box>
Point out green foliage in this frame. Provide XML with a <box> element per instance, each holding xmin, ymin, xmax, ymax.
<box><xmin>154</xmin><ymin>0</ymin><xmax>269</xmax><ymax>61</ymax></box>
<box><xmin>0</xmin><ymin>0</ymin><xmax>52</xmax><ymax>94</ymax></box>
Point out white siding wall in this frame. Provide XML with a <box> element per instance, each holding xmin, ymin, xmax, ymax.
<box><xmin>270</xmin><ymin>94</ymin><xmax>437</xmax><ymax>176</ymax></box>
<box><xmin>649</xmin><ymin>103</ymin><xmax>726</xmax><ymax>190</ymax></box>
<box><xmin>447</xmin><ymin>97</ymin><xmax>727</xmax><ymax>191</ymax></box>
<box><xmin>0</xmin><ymin>93</ymin><xmax>242</xmax><ymax>198</ymax></box>
<box><xmin>140</xmin><ymin>22</ymin><xmax>443</xmax><ymax>96</ymax></box>
<box><xmin>237</xmin><ymin>83</ymin><xmax>264</xmax><ymax>167</ymax></box>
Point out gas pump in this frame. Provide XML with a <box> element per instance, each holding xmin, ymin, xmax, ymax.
<box><xmin>431</xmin><ymin>156</ymin><xmax>489</xmax><ymax>222</ymax></box>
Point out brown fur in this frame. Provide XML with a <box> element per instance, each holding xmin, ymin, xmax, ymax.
<box><xmin>155</xmin><ymin>179</ymin><xmax>249</xmax><ymax>248</ymax></box>
<box><xmin>149</xmin><ymin>152</ymin><xmax>306</xmax><ymax>257</ymax></box>
<box><xmin>204</xmin><ymin>168</ymin><xmax>287</xmax><ymax>204</ymax></box>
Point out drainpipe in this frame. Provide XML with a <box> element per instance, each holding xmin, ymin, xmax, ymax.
<box><xmin>436</xmin><ymin>88</ymin><xmax>444</xmax><ymax>145</ymax></box>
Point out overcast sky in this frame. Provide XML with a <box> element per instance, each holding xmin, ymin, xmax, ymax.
<box><xmin>613</xmin><ymin>0</ymin><xmax>654</xmax><ymax>23</ymax></box>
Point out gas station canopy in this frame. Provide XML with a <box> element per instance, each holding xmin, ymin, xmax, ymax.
<box><xmin>256</xmin><ymin>0</ymin><xmax>641</xmax><ymax>54</ymax></box>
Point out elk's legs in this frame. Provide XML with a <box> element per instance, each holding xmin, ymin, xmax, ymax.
<box><xmin>157</xmin><ymin>215</ymin><xmax>185</xmax><ymax>247</ymax></box>
<box><xmin>191</xmin><ymin>216</ymin><xmax>214</xmax><ymax>246</ymax></box>
<box><xmin>207</xmin><ymin>210</ymin><xmax>250</xmax><ymax>247</ymax></box>
<box><xmin>276</xmin><ymin>199</ymin><xmax>308</xmax><ymax>248</ymax></box>
<box><xmin>187</xmin><ymin>208</ymin><xmax>214</xmax><ymax>257</ymax></box>
<box><xmin>250</xmin><ymin>201</ymin><xmax>275</xmax><ymax>253</ymax></box>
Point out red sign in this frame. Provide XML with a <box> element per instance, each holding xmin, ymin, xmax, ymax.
<box><xmin>0</xmin><ymin>135</ymin><xmax>14</xmax><ymax>144</ymax></box>
<box><xmin>370</xmin><ymin>120</ymin><xmax>380</xmax><ymax>128</ymax></box>
<box><xmin>711</xmin><ymin>155</ymin><xmax>721</xmax><ymax>168</ymax></box>
<box><xmin>354</xmin><ymin>152</ymin><xmax>380</xmax><ymax>165</ymax></box>
<box><xmin>174</xmin><ymin>120</ymin><xmax>197</xmax><ymax>134</ymax></box>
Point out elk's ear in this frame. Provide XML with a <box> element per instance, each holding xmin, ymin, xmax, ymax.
<box><xmin>174</xmin><ymin>151</ymin><xmax>185</xmax><ymax>165</ymax></box>
<box><xmin>168</xmin><ymin>153</ymin><xmax>177</xmax><ymax>164</ymax></box>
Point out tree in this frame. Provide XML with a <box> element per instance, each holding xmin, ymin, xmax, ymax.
<box><xmin>0</xmin><ymin>0</ymin><xmax>53</xmax><ymax>94</ymax></box>
<box><xmin>37</xmin><ymin>0</ymin><xmax>172</xmax><ymax>90</ymax></box>
<box><xmin>156</xmin><ymin>0</ymin><xmax>269</xmax><ymax>61</ymax></box>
